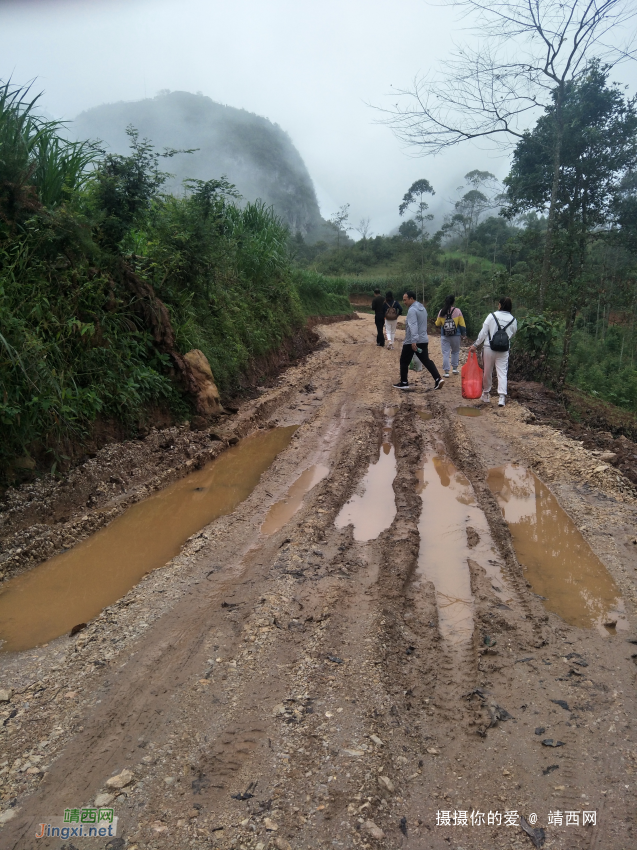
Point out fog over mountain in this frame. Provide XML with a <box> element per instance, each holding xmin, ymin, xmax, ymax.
<box><xmin>73</xmin><ymin>91</ymin><xmax>331</xmax><ymax>241</ymax></box>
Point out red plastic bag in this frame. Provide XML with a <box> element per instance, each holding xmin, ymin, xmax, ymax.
<box><xmin>461</xmin><ymin>350</ymin><xmax>483</xmax><ymax>399</ymax></box>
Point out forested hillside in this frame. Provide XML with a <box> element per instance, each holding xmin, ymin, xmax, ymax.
<box><xmin>0</xmin><ymin>83</ymin><xmax>348</xmax><ymax>483</ymax></box>
<box><xmin>72</xmin><ymin>91</ymin><xmax>332</xmax><ymax>241</ymax></box>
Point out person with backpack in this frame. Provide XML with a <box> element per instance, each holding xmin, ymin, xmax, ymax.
<box><xmin>469</xmin><ymin>297</ymin><xmax>517</xmax><ymax>406</ymax></box>
<box><xmin>382</xmin><ymin>290</ymin><xmax>402</xmax><ymax>350</ymax></box>
<box><xmin>371</xmin><ymin>288</ymin><xmax>386</xmax><ymax>347</ymax></box>
<box><xmin>393</xmin><ymin>291</ymin><xmax>444</xmax><ymax>391</ymax></box>
<box><xmin>434</xmin><ymin>294</ymin><xmax>467</xmax><ymax>377</ymax></box>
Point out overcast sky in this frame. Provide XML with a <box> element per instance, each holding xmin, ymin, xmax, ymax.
<box><xmin>3</xmin><ymin>0</ymin><xmax>637</xmax><ymax>236</ymax></box>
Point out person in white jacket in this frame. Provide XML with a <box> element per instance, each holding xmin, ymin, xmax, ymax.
<box><xmin>469</xmin><ymin>297</ymin><xmax>517</xmax><ymax>407</ymax></box>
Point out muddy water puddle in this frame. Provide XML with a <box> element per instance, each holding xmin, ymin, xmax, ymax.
<box><xmin>261</xmin><ymin>464</ymin><xmax>329</xmax><ymax>535</ymax></box>
<box><xmin>418</xmin><ymin>410</ymin><xmax>433</xmax><ymax>422</ymax></box>
<box><xmin>335</xmin><ymin>407</ymin><xmax>397</xmax><ymax>542</ymax></box>
<box><xmin>417</xmin><ymin>455</ymin><xmax>507</xmax><ymax>644</ymax></box>
<box><xmin>456</xmin><ymin>406</ymin><xmax>482</xmax><ymax>417</ymax></box>
<box><xmin>487</xmin><ymin>464</ymin><xmax>627</xmax><ymax>634</ymax></box>
<box><xmin>0</xmin><ymin>427</ymin><xmax>297</xmax><ymax>652</ymax></box>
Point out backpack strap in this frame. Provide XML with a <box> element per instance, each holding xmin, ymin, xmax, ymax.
<box><xmin>491</xmin><ymin>312</ymin><xmax>502</xmax><ymax>330</ymax></box>
<box><xmin>502</xmin><ymin>316</ymin><xmax>515</xmax><ymax>331</ymax></box>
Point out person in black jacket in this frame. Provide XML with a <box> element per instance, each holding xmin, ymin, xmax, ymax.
<box><xmin>371</xmin><ymin>289</ymin><xmax>386</xmax><ymax>346</ymax></box>
<box><xmin>382</xmin><ymin>290</ymin><xmax>402</xmax><ymax>350</ymax></box>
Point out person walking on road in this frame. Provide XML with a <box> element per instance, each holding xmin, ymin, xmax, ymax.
<box><xmin>371</xmin><ymin>288</ymin><xmax>386</xmax><ymax>347</ymax></box>
<box><xmin>383</xmin><ymin>290</ymin><xmax>402</xmax><ymax>350</ymax></box>
<box><xmin>393</xmin><ymin>291</ymin><xmax>444</xmax><ymax>391</ymax></box>
<box><xmin>469</xmin><ymin>297</ymin><xmax>517</xmax><ymax>407</ymax></box>
<box><xmin>435</xmin><ymin>294</ymin><xmax>466</xmax><ymax>377</ymax></box>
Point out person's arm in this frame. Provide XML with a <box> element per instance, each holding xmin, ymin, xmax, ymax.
<box><xmin>396</xmin><ymin>302</ymin><xmax>403</xmax><ymax>316</ymax></box>
<box><xmin>456</xmin><ymin>312</ymin><xmax>467</xmax><ymax>337</ymax></box>
<box><xmin>509</xmin><ymin>318</ymin><xmax>518</xmax><ymax>338</ymax></box>
<box><xmin>406</xmin><ymin>307</ymin><xmax>418</xmax><ymax>345</ymax></box>
<box><xmin>435</xmin><ymin>313</ymin><xmax>444</xmax><ymax>327</ymax></box>
<box><xmin>470</xmin><ymin>316</ymin><xmax>491</xmax><ymax>350</ymax></box>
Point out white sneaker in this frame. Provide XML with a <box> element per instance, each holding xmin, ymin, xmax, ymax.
<box><xmin>481</xmin><ymin>392</ymin><xmax>490</xmax><ymax>403</ymax></box>
<box><xmin>452</xmin><ymin>369</ymin><xmax>459</xmax><ymax>375</ymax></box>
<box><xmin>498</xmin><ymin>394</ymin><xmax>506</xmax><ymax>407</ymax></box>
<box><xmin>443</xmin><ymin>372</ymin><xmax>450</xmax><ymax>378</ymax></box>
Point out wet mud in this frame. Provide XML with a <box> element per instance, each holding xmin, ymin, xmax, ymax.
<box><xmin>456</xmin><ymin>405</ymin><xmax>482</xmax><ymax>417</ymax></box>
<box><xmin>1</xmin><ymin>315</ymin><xmax>637</xmax><ymax>850</ymax></box>
<box><xmin>261</xmin><ymin>463</ymin><xmax>329</xmax><ymax>535</ymax></box>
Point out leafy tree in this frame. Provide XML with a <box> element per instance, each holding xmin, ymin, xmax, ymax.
<box><xmin>399</xmin><ymin>179</ymin><xmax>435</xmax><ymax>295</ymax></box>
<box><xmin>381</xmin><ymin>0</ymin><xmax>637</xmax><ymax>307</ymax></box>
<box><xmin>504</xmin><ymin>62</ymin><xmax>637</xmax><ymax>385</ymax></box>
<box><xmin>329</xmin><ymin>203</ymin><xmax>351</xmax><ymax>249</ymax></box>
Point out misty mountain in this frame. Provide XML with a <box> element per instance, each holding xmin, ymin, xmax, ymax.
<box><xmin>72</xmin><ymin>91</ymin><xmax>329</xmax><ymax>240</ymax></box>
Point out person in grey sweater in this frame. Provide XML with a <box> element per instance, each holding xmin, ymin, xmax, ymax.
<box><xmin>393</xmin><ymin>291</ymin><xmax>444</xmax><ymax>390</ymax></box>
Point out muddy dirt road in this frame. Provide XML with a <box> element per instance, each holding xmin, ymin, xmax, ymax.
<box><xmin>1</xmin><ymin>315</ymin><xmax>637</xmax><ymax>850</ymax></box>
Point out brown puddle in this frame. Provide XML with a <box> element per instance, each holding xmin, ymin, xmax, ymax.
<box><xmin>456</xmin><ymin>406</ymin><xmax>482</xmax><ymax>417</ymax></box>
<box><xmin>0</xmin><ymin>426</ymin><xmax>297</xmax><ymax>652</ymax></box>
<box><xmin>417</xmin><ymin>455</ymin><xmax>507</xmax><ymax>645</ymax></box>
<box><xmin>487</xmin><ymin>464</ymin><xmax>628</xmax><ymax>634</ymax></box>
<box><xmin>261</xmin><ymin>464</ymin><xmax>329</xmax><ymax>535</ymax></box>
<box><xmin>418</xmin><ymin>410</ymin><xmax>433</xmax><ymax>422</ymax></box>
<box><xmin>335</xmin><ymin>407</ymin><xmax>397</xmax><ymax>542</ymax></box>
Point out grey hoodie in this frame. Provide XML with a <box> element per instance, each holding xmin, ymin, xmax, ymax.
<box><xmin>404</xmin><ymin>301</ymin><xmax>428</xmax><ymax>345</ymax></box>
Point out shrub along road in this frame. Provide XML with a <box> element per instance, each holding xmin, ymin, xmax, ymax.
<box><xmin>1</xmin><ymin>316</ymin><xmax>637</xmax><ymax>850</ymax></box>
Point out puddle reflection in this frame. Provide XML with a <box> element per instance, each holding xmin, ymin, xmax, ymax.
<box><xmin>335</xmin><ymin>408</ymin><xmax>397</xmax><ymax>542</ymax></box>
<box><xmin>0</xmin><ymin>426</ymin><xmax>298</xmax><ymax>652</ymax></box>
<box><xmin>417</xmin><ymin>456</ymin><xmax>506</xmax><ymax>645</ymax></box>
<box><xmin>487</xmin><ymin>464</ymin><xmax>627</xmax><ymax>634</ymax></box>
<box><xmin>261</xmin><ymin>464</ymin><xmax>329</xmax><ymax>535</ymax></box>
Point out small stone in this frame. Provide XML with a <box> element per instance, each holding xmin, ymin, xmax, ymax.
<box><xmin>343</xmin><ymin>748</ymin><xmax>365</xmax><ymax>757</ymax></box>
<box><xmin>363</xmin><ymin>820</ymin><xmax>385</xmax><ymax>839</ymax></box>
<box><xmin>599</xmin><ymin>451</ymin><xmax>617</xmax><ymax>462</ymax></box>
<box><xmin>0</xmin><ymin>808</ymin><xmax>18</xmax><ymax>824</ymax></box>
<box><xmin>0</xmin><ymin>690</ymin><xmax>12</xmax><ymax>703</ymax></box>
<box><xmin>141</xmin><ymin>755</ymin><xmax>155</xmax><ymax>764</ymax></box>
<box><xmin>502</xmin><ymin>769</ymin><xmax>511</xmax><ymax>776</ymax></box>
<box><xmin>164</xmin><ymin>776</ymin><xmax>176</xmax><ymax>785</ymax></box>
<box><xmin>264</xmin><ymin>818</ymin><xmax>278</xmax><ymax>831</ymax></box>
<box><xmin>426</xmin><ymin>747</ymin><xmax>439</xmax><ymax>755</ymax></box>
<box><xmin>188</xmin><ymin>809</ymin><xmax>199</xmax><ymax>819</ymax></box>
<box><xmin>370</xmin><ymin>734</ymin><xmax>383</xmax><ymax>746</ymax></box>
<box><xmin>272</xmin><ymin>703</ymin><xmax>286</xmax><ymax>717</ymax></box>
<box><xmin>377</xmin><ymin>775</ymin><xmax>394</xmax><ymax>793</ymax></box>
<box><xmin>105</xmin><ymin>768</ymin><xmax>134</xmax><ymax>789</ymax></box>
<box><xmin>95</xmin><ymin>793</ymin><xmax>115</xmax><ymax>807</ymax></box>
<box><xmin>26</xmin><ymin>766</ymin><xmax>41</xmax><ymax>775</ymax></box>
<box><xmin>274</xmin><ymin>838</ymin><xmax>292</xmax><ymax>850</ymax></box>
<box><xmin>64</xmin><ymin>692</ymin><xmax>78</xmax><ymax>699</ymax></box>
<box><xmin>150</xmin><ymin>821</ymin><xmax>168</xmax><ymax>834</ymax></box>
<box><xmin>593</xmin><ymin>465</ymin><xmax>609</xmax><ymax>473</ymax></box>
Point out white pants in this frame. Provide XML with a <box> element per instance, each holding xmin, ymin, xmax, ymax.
<box><xmin>482</xmin><ymin>348</ymin><xmax>509</xmax><ymax>396</ymax></box>
<box><xmin>440</xmin><ymin>334</ymin><xmax>461</xmax><ymax>372</ymax></box>
<box><xmin>385</xmin><ymin>319</ymin><xmax>398</xmax><ymax>344</ymax></box>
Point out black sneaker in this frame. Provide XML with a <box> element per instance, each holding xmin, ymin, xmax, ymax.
<box><xmin>434</xmin><ymin>377</ymin><xmax>445</xmax><ymax>390</ymax></box>
<box><xmin>393</xmin><ymin>381</ymin><xmax>410</xmax><ymax>390</ymax></box>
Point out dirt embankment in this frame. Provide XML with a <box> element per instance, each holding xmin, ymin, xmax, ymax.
<box><xmin>1</xmin><ymin>315</ymin><xmax>637</xmax><ymax>850</ymax></box>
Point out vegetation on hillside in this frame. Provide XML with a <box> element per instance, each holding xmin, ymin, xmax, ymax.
<box><xmin>294</xmin><ymin>65</ymin><xmax>637</xmax><ymax>415</ymax></box>
<box><xmin>0</xmin><ymin>83</ymin><xmax>348</xmax><ymax>482</ymax></box>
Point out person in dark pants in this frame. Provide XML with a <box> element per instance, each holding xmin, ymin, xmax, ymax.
<box><xmin>371</xmin><ymin>288</ymin><xmax>386</xmax><ymax>346</ymax></box>
<box><xmin>393</xmin><ymin>291</ymin><xmax>444</xmax><ymax>390</ymax></box>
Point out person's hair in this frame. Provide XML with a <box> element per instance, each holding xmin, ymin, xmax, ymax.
<box><xmin>385</xmin><ymin>290</ymin><xmax>393</xmax><ymax>301</ymax></box>
<box><xmin>404</xmin><ymin>290</ymin><xmax>417</xmax><ymax>301</ymax></box>
<box><xmin>440</xmin><ymin>294</ymin><xmax>455</xmax><ymax>316</ymax></box>
<box><xmin>373</xmin><ymin>288</ymin><xmax>380</xmax><ymax>295</ymax></box>
<box><xmin>499</xmin><ymin>296</ymin><xmax>513</xmax><ymax>312</ymax></box>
